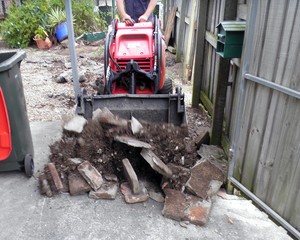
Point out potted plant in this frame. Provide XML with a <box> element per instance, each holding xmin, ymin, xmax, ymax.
<box><xmin>47</xmin><ymin>8</ymin><xmax>75</xmax><ymax>42</ymax></box>
<box><xmin>33</xmin><ymin>26</ymin><xmax>52</xmax><ymax>50</ymax></box>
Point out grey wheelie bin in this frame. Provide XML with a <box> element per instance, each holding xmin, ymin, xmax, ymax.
<box><xmin>0</xmin><ymin>51</ymin><xmax>34</xmax><ymax>177</ymax></box>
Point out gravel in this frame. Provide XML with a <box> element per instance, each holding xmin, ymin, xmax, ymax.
<box><xmin>2</xmin><ymin>41</ymin><xmax>211</xmax><ymax>130</ymax></box>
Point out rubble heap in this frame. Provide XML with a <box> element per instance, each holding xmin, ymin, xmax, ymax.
<box><xmin>39</xmin><ymin>108</ymin><xmax>227</xmax><ymax>226</ymax></box>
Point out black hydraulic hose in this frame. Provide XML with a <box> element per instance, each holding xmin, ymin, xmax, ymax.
<box><xmin>154</xmin><ymin>16</ymin><xmax>158</xmax><ymax>69</ymax></box>
<box><xmin>104</xmin><ymin>34</ymin><xmax>111</xmax><ymax>93</ymax></box>
<box><xmin>108</xmin><ymin>19</ymin><xmax>122</xmax><ymax>72</ymax></box>
<box><xmin>153</xmin><ymin>15</ymin><xmax>159</xmax><ymax>93</ymax></box>
<box><xmin>154</xmin><ymin>15</ymin><xmax>162</xmax><ymax>94</ymax></box>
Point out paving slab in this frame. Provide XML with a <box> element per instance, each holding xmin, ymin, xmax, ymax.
<box><xmin>0</xmin><ymin>121</ymin><xmax>293</xmax><ymax>240</ymax></box>
<box><xmin>122</xmin><ymin>158</ymin><xmax>140</xmax><ymax>194</ymax></box>
<box><xmin>114</xmin><ymin>135</ymin><xmax>152</xmax><ymax>149</ymax></box>
<box><xmin>140</xmin><ymin>148</ymin><xmax>173</xmax><ymax>178</ymax></box>
<box><xmin>68</xmin><ymin>172</ymin><xmax>91</xmax><ymax>196</ymax></box>
<box><xmin>78</xmin><ymin>161</ymin><xmax>103</xmax><ymax>191</ymax></box>
<box><xmin>89</xmin><ymin>181</ymin><xmax>118</xmax><ymax>199</ymax></box>
<box><xmin>186</xmin><ymin>159</ymin><xmax>225</xmax><ymax>199</ymax></box>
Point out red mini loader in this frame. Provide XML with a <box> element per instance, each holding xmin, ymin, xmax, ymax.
<box><xmin>77</xmin><ymin>17</ymin><xmax>186</xmax><ymax>125</ymax></box>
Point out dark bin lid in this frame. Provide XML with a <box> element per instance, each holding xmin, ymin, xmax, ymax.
<box><xmin>0</xmin><ymin>51</ymin><xmax>26</xmax><ymax>73</ymax></box>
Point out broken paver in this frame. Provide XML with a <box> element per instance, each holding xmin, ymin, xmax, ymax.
<box><xmin>104</xmin><ymin>173</ymin><xmax>118</xmax><ymax>182</ymax></box>
<box><xmin>114</xmin><ymin>136</ymin><xmax>151</xmax><ymax>149</ymax></box>
<box><xmin>121</xmin><ymin>182</ymin><xmax>149</xmax><ymax>204</ymax></box>
<box><xmin>167</xmin><ymin>163</ymin><xmax>190</xmax><ymax>182</ymax></box>
<box><xmin>207</xmin><ymin>180</ymin><xmax>223</xmax><ymax>197</ymax></box>
<box><xmin>183</xmin><ymin>194</ymin><xmax>212</xmax><ymax>226</ymax></box>
<box><xmin>140</xmin><ymin>148</ymin><xmax>172</xmax><ymax>178</ymax></box>
<box><xmin>68</xmin><ymin>173</ymin><xmax>91</xmax><ymax>196</ymax></box>
<box><xmin>194</xmin><ymin>127</ymin><xmax>210</xmax><ymax>148</ymax></box>
<box><xmin>149</xmin><ymin>190</ymin><xmax>165</xmax><ymax>203</ymax></box>
<box><xmin>131</xmin><ymin>116</ymin><xmax>143</xmax><ymax>135</ymax></box>
<box><xmin>122</xmin><ymin>158</ymin><xmax>140</xmax><ymax>194</ymax></box>
<box><xmin>77</xmin><ymin>161</ymin><xmax>103</xmax><ymax>191</ymax></box>
<box><xmin>92</xmin><ymin>108</ymin><xmax>102</xmax><ymax>120</ymax></box>
<box><xmin>197</xmin><ymin>144</ymin><xmax>225</xmax><ymax>161</ymax></box>
<box><xmin>48</xmin><ymin>163</ymin><xmax>63</xmax><ymax>191</ymax></box>
<box><xmin>89</xmin><ymin>181</ymin><xmax>118</xmax><ymax>199</ymax></box>
<box><xmin>63</xmin><ymin>115</ymin><xmax>87</xmax><ymax>133</ymax></box>
<box><xmin>186</xmin><ymin>159</ymin><xmax>225</xmax><ymax>199</ymax></box>
<box><xmin>160</xmin><ymin>163</ymin><xmax>191</xmax><ymax>191</ymax></box>
<box><xmin>40</xmin><ymin>179</ymin><xmax>53</xmax><ymax>197</ymax></box>
<box><xmin>162</xmin><ymin>188</ymin><xmax>186</xmax><ymax>221</ymax></box>
<box><xmin>68</xmin><ymin>158</ymin><xmax>83</xmax><ymax>165</ymax></box>
<box><xmin>97</xmin><ymin>107</ymin><xmax>128</xmax><ymax>127</ymax></box>
<box><xmin>162</xmin><ymin>188</ymin><xmax>212</xmax><ymax>226</ymax></box>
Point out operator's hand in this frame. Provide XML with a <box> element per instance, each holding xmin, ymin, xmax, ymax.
<box><xmin>138</xmin><ymin>14</ymin><xmax>148</xmax><ymax>22</ymax></box>
<box><xmin>123</xmin><ymin>14</ymin><xmax>134</xmax><ymax>26</ymax></box>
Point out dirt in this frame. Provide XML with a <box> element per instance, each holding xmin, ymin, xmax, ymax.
<box><xmin>16</xmin><ymin>39</ymin><xmax>211</xmax><ymax>196</ymax></box>
<box><xmin>40</xmin><ymin>116</ymin><xmax>204</xmax><ymax>195</ymax></box>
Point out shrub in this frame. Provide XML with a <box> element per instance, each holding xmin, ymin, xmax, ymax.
<box><xmin>49</xmin><ymin>0</ymin><xmax>106</xmax><ymax>36</ymax></box>
<box><xmin>0</xmin><ymin>0</ymin><xmax>49</xmax><ymax>48</ymax></box>
<box><xmin>0</xmin><ymin>0</ymin><xmax>105</xmax><ymax>48</ymax></box>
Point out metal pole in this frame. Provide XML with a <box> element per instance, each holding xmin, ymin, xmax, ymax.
<box><xmin>245</xmin><ymin>73</ymin><xmax>300</xmax><ymax>100</ymax></box>
<box><xmin>64</xmin><ymin>0</ymin><xmax>80</xmax><ymax>104</ymax></box>
<box><xmin>230</xmin><ymin>177</ymin><xmax>300</xmax><ymax>240</ymax></box>
<box><xmin>112</xmin><ymin>0</ymin><xmax>115</xmax><ymax>18</ymax></box>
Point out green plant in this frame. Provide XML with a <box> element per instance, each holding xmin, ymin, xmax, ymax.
<box><xmin>34</xmin><ymin>25</ymin><xmax>48</xmax><ymax>39</ymax></box>
<box><xmin>47</xmin><ymin>7</ymin><xmax>67</xmax><ymax>29</ymax></box>
<box><xmin>0</xmin><ymin>0</ymin><xmax>49</xmax><ymax>48</ymax></box>
<box><xmin>49</xmin><ymin>0</ymin><xmax>106</xmax><ymax>36</ymax></box>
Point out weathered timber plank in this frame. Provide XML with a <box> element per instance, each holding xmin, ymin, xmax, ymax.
<box><xmin>205</xmin><ymin>31</ymin><xmax>217</xmax><ymax>49</ymax></box>
<box><xmin>200</xmin><ymin>90</ymin><xmax>213</xmax><ymax>115</ymax></box>
<box><xmin>253</xmin><ymin>0</ymin><xmax>300</xmax><ymax>201</ymax></box>
<box><xmin>267</xmin><ymin>99</ymin><xmax>300</xmax><ymax>215</ymax></box>
<box><xmin>237</xmin><ymin>3</ymin><xmax>247</xmax><ymax>20</ymax></box>
<box><xmin>164</xmin><ymin>6</ymin><xmax>178</xmax><ymax>48</ymax></box>
<box><xmin>263</xmin><ymin>4</ymin><xmax>300</xmax><ymax>225</ymax></box>
<box><xmin>183</xmin><ymin>0</ymin><xmax>197</xmax><ymax>82</ymax></box>
<box><xmin>240</xmin><ymin>0</ymin><xmax>286</xmax><ymax>190</ymax></box>
<box><xmin>206</xmin><ymin>0</ymin><xmax>214</xmax><ymax>31</ymax></box>
<box><xmin>210</xmin><ymin>0</ymin><xmax>217</xmax><ymax>33</ymax></box>
<box><xmin>233</xmin><ymin>0</ymin><xmax>268</xmax><ymax>182</ymax></box>
<box><xmin>281</xmin><ymin>113</ymin><xmax>300</xmax><ymax>229</ymax></box>
<box><xmin>175</xmin><ymin>0</ymin><xmax>187</xmax><ymax>62</ymax></box>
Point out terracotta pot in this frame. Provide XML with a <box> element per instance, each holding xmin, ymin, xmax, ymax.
<box><xmin>33</xmin><ymin>34</ymin><xmax>52</xmax><ymax>50</ymax></box>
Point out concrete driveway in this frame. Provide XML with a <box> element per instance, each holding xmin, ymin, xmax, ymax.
<box><xmin>0</xmin><ymin>121</ymin><xmax>292</xmax><ymax>240</ymax></box>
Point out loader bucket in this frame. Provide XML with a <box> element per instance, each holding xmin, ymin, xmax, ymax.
<box><xmin>76</xmin><ymin>87</ymin><xmax>186</xmax><ymax>126</ymax></box>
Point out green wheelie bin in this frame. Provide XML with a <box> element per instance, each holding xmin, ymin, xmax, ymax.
<box><xmin>0</xmin><ymin>51</ymin><xmax>34</xmax><ymax>177</ymax></box>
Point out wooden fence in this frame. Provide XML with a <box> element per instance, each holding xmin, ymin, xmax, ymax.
<box><xmin>163</xmin><ymin>0</ymin><xmax>300</xmax><ymax>234</ymax></box>
<box><xmin>231</xmin><ymin>0</ymin><xmax>300</xmax><ymax>232</ymax></box>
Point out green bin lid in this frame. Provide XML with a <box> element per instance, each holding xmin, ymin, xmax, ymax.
<box><xmin>216</xmin><ymin>21</ymin><xmax>246</xmax><ymax>31</ymax></box>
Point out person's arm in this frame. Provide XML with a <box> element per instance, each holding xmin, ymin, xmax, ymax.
<box><xmin>138</xmin><ymin>0</ymin><xmax>157</xmax><ymax>22</ymax></box>
<box><xmin>116</xmin><ymin>0</ymin><xmax>134</xmax><ymax>25</ymax></box>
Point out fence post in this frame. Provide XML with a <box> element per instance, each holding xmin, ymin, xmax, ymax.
<box><xmin>210</xmin><ymin>0</ymin><xmax>237</xmax><ymax>145</ymax></box>
<box><xmin>191</xmin><ymin>0</ymin><xmax>209</xmax><ymax>108</ymax></box>
<box><xmin>210</xmin><ymin>57</ymin><xmax>230</xmax><ymax>145</ymax></box>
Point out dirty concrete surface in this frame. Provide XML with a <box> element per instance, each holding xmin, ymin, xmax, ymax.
<box><xmin>0</xmin><ymin>43</ymin><xmax>293</xmax><ymax>239</ymax></box>
<box><xmin>0</xmin><ymin>121</ymin><xmax>292</xmax><ymax>240</ymax></box>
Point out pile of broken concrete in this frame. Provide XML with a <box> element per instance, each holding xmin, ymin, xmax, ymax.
<box><xmin>39</xmin><ymin>108</ymin><xmax>227</xmax><ymax>226</ymax></box>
